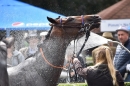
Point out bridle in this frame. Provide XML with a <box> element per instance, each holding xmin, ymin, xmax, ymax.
<box><xmin>39</xmin><ymin>15</ymin><xmax>97</xmax><ymax>83</ymax></box>
<box><xmin>39</xmin><ymin>15</ymin><xmax>100</xmax><ymax>83</ymax></box>
<box><xmin>40</xmin><ymin>15</ymin><xmax>96</xmax><ymax>69</ymax></box>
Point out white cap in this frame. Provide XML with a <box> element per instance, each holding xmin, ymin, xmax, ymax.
<box><xmin>116</xmin><ymin>26</ymin><xmax>129</xmax><ymax>33</ymax></box>
<box><xmin>40</xmin><ymin>32</ymin><xmax>48</xmax><ymax>36</ymax></box>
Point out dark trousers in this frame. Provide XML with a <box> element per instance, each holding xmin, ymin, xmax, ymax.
<box><xmin>125</xmin><ymin>72</ymin><xmax>130</xmax><ymax>82</ymax></box>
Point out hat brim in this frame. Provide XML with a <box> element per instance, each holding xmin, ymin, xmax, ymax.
<box><xmin>25</xmin><ymin>36</ymin><xmax>41</xmax><ymax>43</ymax></box>
<box><xmin>116</xmin><ymin>29</ymin><xmax>129</xmax><ymax>33</ymax></box>
<box><xmin>105</xmin><ymin>37</ymin><xmax>116</xmax><ymax>41</ymax></box>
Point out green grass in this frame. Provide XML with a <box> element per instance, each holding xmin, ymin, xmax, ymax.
<box><xmin>58</xmin><ymin>83</ymin><xmax>87</xmax><ymax>86</ymax></box>
<box><xmin>86</xmin><ymin>57</ymin><xmax>93</xmax><ymax>66</ymax></box>
<box><xmin>58</xmin><ymin>82</ymin><xmax>130</xmax><ymax>86</ymax></box>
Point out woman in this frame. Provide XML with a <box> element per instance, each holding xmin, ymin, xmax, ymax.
<box><xmin>7</xmin><ymin>36</ymin><xmax>25</xmax><ymax>67</ymax></box>
<box><xmin>73</xmin><ymin>46</ymin><xmax>124</xmax><ymax>86</ymax></box>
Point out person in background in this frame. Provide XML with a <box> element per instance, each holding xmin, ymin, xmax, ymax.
<box><xmin>73</xmin><ymin>46</ymin><xmax>124</xmax><ymax>86</ymax></box>
<box><xmin>114</xmin><ymin>26</ymin><xmax>130</xmax><ymax>82</ymax></box>
<box><xmin>40</xmin><ymin>31</ymin><xmax>48</xmax><ymax>43</ymax></box>
<box><xmin>59</xmin><ymin>50</ymin><xmax>85</xmax><ymax>83</ymax></box>
<box><xmin>19</xmin><ymin>30</ymin><xmax>41</xmax><ymax>59</ymax></box>
<box><xmin>58</xmin><ymin>51</ymin><xmax>73</xmax><ymax>83</ymax></box>
<box><xmin>92</xmin><ymin>32</ymin><xmax>116</xmax><ymax>64</ymax></box>
<box><xmin>7</xmin><ymin>36</ymin><xmax>25</xmax><ymax>67</ymax></box>
<box><xmin>0</xmin><ymin>36</ymin><xmax>10</xmax><ymax>86</ymax></box>
<box><xmin>102</xmin><ymin>32</ymin><xmax>116</xmax><ymax>56</ymax></box>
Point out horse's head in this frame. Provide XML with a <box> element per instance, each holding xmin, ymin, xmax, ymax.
<box><xmin>46</xmin><ymin>15</ymin><xmax>101</xmax><ymax>39</ymax></box>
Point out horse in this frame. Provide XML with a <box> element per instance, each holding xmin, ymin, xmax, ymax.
<box><xmin>7</xmin><ymin>15</ymin><xmax>101</xmax><ymax>86</ymax></box>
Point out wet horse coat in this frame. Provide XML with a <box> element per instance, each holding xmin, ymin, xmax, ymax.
<box><xmin>7</xmin><ymin>15</ymin><xmax>101</xmax><ymax>86</ymax></box>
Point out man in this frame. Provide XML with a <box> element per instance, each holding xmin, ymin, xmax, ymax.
<box><xmin>7</xmin><ymin>36</ymin><xmax>25</xmax><ymax>67</ymax></box>
<box><xmin>114</xmin><ymin>26</ymin><xmax>130</xmax><ymax>82</ymax></box>
<box><xmin>19</xmin><ymin>30</ymin><xmax>41</xmax><ymax>59</ymax></box>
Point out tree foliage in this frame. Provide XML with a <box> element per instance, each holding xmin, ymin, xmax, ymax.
<box><xmin>20</xmin><ymin>0</ymin><xmax>121</xmax><ymax>16</ymax></box>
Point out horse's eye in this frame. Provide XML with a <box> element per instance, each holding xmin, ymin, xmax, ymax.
<box><xmin>67</xmin><ymin>18</ymin><xmax>74</xmax><ymax>22</ymax></box>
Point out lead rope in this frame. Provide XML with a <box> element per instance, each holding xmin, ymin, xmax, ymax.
<box><xmin>68</xmin><ymin>15</ymin><xmax>84</xmax><ymax>82</ymax></box>
<box><xmin>65</xmin><ymin>39</ymin><xmax>77</xmax><ymax>83</ymax></box>
<box><xmin>40</xmin><ymin>48</ymin><xmax>69</xmax><ymax>69</ymax></box>
<box><xmin>72</xmin><ymin>22</ymin><xmax>94</xmax><ymax>82</ymax></box>
<box><xmin>71</xmin><ymin>15</ymin><xmax>85</xmax><ymax>82</ymax></box>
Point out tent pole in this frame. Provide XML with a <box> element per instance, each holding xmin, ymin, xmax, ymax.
<box><xmin>6</xmin><ymin>28</ymin><xmax>10</xmax><ymax>37</ymax></box>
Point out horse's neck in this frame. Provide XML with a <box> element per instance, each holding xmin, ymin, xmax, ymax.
<box><xmin>33</xmin><ymin>37</ymin><xmax>70</xmax><ymax>85</ymax></box>
<box><xmin>37</xmin><ymin>37</ymin><xmax>71</xmax><ymax>68</ymax></box>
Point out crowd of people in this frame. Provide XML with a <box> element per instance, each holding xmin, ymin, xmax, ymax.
<box><xmin>5</xmin><ymin>25</ymin><xmax>130</xmax><ymax>85</ymax></box>
<box><xmin>6</xmin><ymin>30</ymin><xmax>48</xmax><ymax>67</ymax></box>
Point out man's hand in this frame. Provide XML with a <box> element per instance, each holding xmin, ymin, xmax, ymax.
<box><xmin>73</xmin><ymin>58</ymin><xmax>79</xmax><ymax>63</ymax></box>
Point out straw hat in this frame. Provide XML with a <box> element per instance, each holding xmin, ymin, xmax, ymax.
<box><xmin>102</xmin><ymin>32</ymin><xmax>115</xmax><ymax>41</ymax></box>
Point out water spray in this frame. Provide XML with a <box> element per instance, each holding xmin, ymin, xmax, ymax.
<box><xmin>108</xmin><ymin>40</ymin><xmax>130</xmax><ymax>53</ymax></box>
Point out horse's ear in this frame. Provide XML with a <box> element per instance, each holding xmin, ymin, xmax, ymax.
<box><xmin>47</xmin><ymin>17</ymin><xmax>58</xmax><ymax>24</ymax></box>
